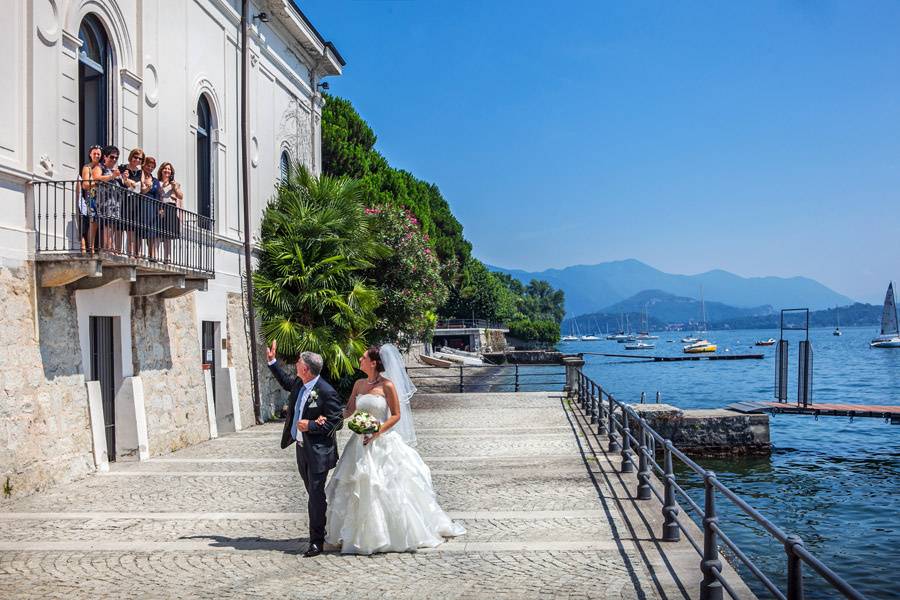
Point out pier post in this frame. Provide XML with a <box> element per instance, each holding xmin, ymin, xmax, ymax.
<box><xmin>458</xmin><ymin>366</ymin><xmax>464</xmax><ymax>393</ymax></box>
<box><xmin>514</xmin><ymin>364</ymin><xmax>520</xmax><ymax>392</ymax></box>
<box><xmin>636</xmin><ymin>423</ymin><xmax>652</xmax><ymax>500</ymax></box>
<box><xmin>621</xmin><ymin>409</ymin><xmax>634</xmax><ymax>473</ymax></box>
<box><xmin>640</xmin><ymin>391</ymin><xmax>645</xmax><ymax>404</ymax></box>
<box><xmin>785</xmin><ymin>535</ymin><xmax>805</xmax><ymax>600</ymax></box>
<box><xmin>700</xmin><ymin>472</ymin><xmax>724</xmax><ymax>600</ymax></box>
<box><xmin>608</xmin><ymin>395</ymin><xmax>621</xmax><ymax>452</ymax></box>
<box><xmin>597</xmin><ymin>385</ymin><xmax>607</xmax><ymax>436</ymax></box>
<box><xmin>656</xmin><ymin>391</ymin><xmax>661</xmax><ymax>404</ymax></box>
<box><xmin>662</xmin><ymin>442</ymin><xmax>680</xmax><ymax>541</ymax></box>
<box><xmin>562</xmin><ymin>356</ymin><xmax>584</xmax><ymax>400</ymax></box>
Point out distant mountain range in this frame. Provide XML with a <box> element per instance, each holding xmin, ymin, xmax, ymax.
<box><xmin>489</xmin><ymin>259</ymin><xmax>854</xmax><ymax>316</ymax></box>
<box><xmin>563</xmin><ymin>290</ymin><xmax>881</xmax><ymax>333</ymax></box>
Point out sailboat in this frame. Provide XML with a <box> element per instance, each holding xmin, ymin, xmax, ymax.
<box><xmin>560</xmin><ymin>320</ymin><xmax>578</xmax><ymax>342</ymax></box>
<box><xmin>870</xmin><ymin>282</ymin><xmax>900</xmax><ymax>348</ymax></box>
<box><xmin>833</xmin><ymin>306</ymin><xmax>842</xmax><ymax>336</ymax></box>
<box><xmin>636</xmin><ymin>304</ymin><xmax>659</xmax><ymax>340</ymax></box>
<box><xmin>683</xmin><ymin>287</ymin><xmax>715</xmax><ymax>353</ymax></box>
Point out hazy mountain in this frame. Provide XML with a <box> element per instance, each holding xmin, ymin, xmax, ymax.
<box><xmin>490</xmin><ymin>259</ymin><xmax>854</xmax><ymax>316</ymax></box>
<box><xmin>600</xmin><ymin>290</ymin><xmax>773</xmax><ymax>324</ymax></box>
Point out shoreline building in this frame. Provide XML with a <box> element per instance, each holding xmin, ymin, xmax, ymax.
<box><xmin>0</xmin><ymin>1</ymin><xmax>343</xmax><ymax>497</ymax></box>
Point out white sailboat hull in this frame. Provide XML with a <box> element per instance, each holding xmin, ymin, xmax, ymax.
<box><xmin>870</xmin><ymin>336</ymin><xmax>900</xmax><ymax>348</ymax></box>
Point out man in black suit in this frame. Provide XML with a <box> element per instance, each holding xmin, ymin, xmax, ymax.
<box><xmin>266</xmin><ymin>341</ymin><xmax>343</xmax><ymax>557</ymax></box>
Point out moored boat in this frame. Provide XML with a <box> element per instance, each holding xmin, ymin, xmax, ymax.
<box><xmin>624</xmin><ymin>341</ymin><xmax>655</xmax><ymax>350</ymax></box>
<box><xmin>755</xmin><ymin>338</ymin><xmax>776</xmax><ymax>346</ymax></box>
<box><xmin>683</xmin><ymin>340</ymin><xmax>717</xmax><ymax>354</ymax></box>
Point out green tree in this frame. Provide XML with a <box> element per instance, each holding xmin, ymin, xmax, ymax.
<box><xmin>253</xmin><ymin>166</ymin><xmax>387</xmax><ymax>378</ymax></box>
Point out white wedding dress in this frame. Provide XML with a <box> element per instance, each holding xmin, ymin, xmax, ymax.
<box><xmin>324</xmin><ymin>393</ymin><xmax>465</xmax><ymax>554</ymax></box>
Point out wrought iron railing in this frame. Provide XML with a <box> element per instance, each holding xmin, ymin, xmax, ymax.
<box><xmin>573</xmin><ymin>368</ymin><xmax>866</xmax><ymax>600</ymax></box>
<box><xmin>407</xmin><ymin>364</ymin><xmax>565</xmax><ymax>393</ymax></box>
<box><xmin>435</xmin><ymin>319</ymin><xmax>507</xmax><ymax>330</ymax></box>
<box><xmin>32</xmin><ymin>179</ymin><xmax>215</xmax><ymax>275</ymax></box>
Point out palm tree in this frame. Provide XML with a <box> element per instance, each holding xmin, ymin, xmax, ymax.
<box><xmin>254</xmin><ymin>165</ymin><xmax>388</xmax><ymax>378</ymax></box>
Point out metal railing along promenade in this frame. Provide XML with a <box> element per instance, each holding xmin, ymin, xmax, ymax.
<box><xmin>434</xmin><ymin>319</ymin><xmax>507</xmax><ymax>330</ymax></box>
<box><xmin>407</xmin><ymin>364</ymin><xmax>565</xmax><ymax>394</ymax></box>
<box><xmin>32</xmin><ymin>179</ymin><xmax>215</xmax><ymax>275</ymax></box>
<box><xmin>573</xmin><ymin>368</ymin><xmax>866</xmax><ymax>600</ymax></box>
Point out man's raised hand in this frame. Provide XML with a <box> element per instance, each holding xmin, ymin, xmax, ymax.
<box><xmin>266</xmin><ymin>339</ymin><xmax>277</xmax><ymax>363</ymax></box>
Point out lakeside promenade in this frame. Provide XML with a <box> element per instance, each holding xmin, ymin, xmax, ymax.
<box><xmin>0</xmin><ymin>391</ymin><xmax>753</xmax><ymax>599</ymax></box>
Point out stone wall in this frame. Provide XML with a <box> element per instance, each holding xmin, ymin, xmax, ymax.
<box><xmin>0</xmin><ymin>262</ymin><xmax>93</xmax><ymax>499</ymax></box>
<box><xmin>131</xmin><ymin>294</ymin><xmax>209</xmax><ymax>455</ymax></box>
<box><xmin>630</xmin><ymin>404</ymin><xmax>771</xmax><ymax>457</ymax></box>
<box><xmin>225</xmin><ymin>292</ymin><xmax>282</xmax><ymax>423</ymax></box>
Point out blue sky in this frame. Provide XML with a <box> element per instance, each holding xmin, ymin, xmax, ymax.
<box><xmin>301</xmin><ymin>1</ymin><xmax>900</xmax><ymax>303</ymax></box>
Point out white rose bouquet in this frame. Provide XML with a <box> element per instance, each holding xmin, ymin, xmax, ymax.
<box><xmin>347</xmin><ymin>411</ymin><xmax>381</xmax><ymax>435</ymax></box>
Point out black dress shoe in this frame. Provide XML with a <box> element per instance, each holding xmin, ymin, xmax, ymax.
<box><xmin>304</xmin><ymin>542</ymin><xmax>322</xmax><ymax>557</ymax></box>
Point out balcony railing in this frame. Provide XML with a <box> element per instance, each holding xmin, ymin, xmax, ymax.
<box><xmin>32</xmin><ymin>180</ymin><xmax>215</xmax><ymax>276</ymax></box>
<box><xmin>435</xmin><ymin>319</ymin><xmax>507</xmax><ymax>330</ymax></box>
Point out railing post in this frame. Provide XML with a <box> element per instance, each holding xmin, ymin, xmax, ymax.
<box><xmin>662</xmin><ymin>441</ymin><xmax>680</xmax><ymax>542</ymax></box>
<box><xmin>458</xmin><ymin>366</ymin><xmax>464</xmax><ymax>393</ymax></box>
<box><xmin>562</xmin><ymin>356</ymin><xmax>584</xmax><ymax>400</ymax></box>
<box><xmin>514</xmin><ymin>364</ymin><xmax>520</xmax><ymax>392</ymax></box>
<box><xmin>590</xmin><ymin>381</ymin><xmax>598</xmax><ymax>424</ymax></box>
<box><xmin>785</xmin><ymin>535</ymin><xmax>805</xmax><ymax>600</ymax></box>
<box><xmin>578</xmin><ymin>373</ymin><xmax>586</xmax><ymax>410</ymax></box>
<box><xmin>656</xmin><ymin>391</ymin><xmax>661</xmax><ymax>404</ymax></box>
<box><xmin>597</xmin><ymin>386</ymin><xmax>607</xmax><ymax>436</ymax></box>
<box><xmin>636</xmin><ymin>423</ymin><xmax>652</xmax><ymax>500</ymax></box>
<box><xmin>608</xmin><ymin>395</ymin><xmax>621</xmax><ymax>452</ymax></box>
<box><xmin>640</xmin><ymin>391</ymin><xmax>645</xmax><ymax>404</ymax></box>
<box><xmin>700</xmin><ymin>472</ymin><xmax>724</xmax><ymax>600</ymax></box>
<box><xmin>620</xmin><ymin>408</ymin><xmax>634</xmax><ymax>473</ymax></box>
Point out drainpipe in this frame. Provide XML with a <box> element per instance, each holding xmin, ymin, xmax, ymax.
<box><xmin>240</xmin><ymin>0</ymin><xmax>262</xmax><ymax>424</ymax></box>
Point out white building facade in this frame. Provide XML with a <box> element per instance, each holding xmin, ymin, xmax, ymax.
<box><xmin>0</xmin><ymin>0</ymin><xmax>342</xmax><ymax>497</ymax></box>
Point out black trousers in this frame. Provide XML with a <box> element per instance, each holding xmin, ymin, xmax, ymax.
<box><xmin>295</xmin><ymin>442</ymin><xmax>329</xmax><ymax>545</ymax></box>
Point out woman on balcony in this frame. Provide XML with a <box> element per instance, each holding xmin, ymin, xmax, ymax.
<box><xmin>79</xmin><ymin>145</ymin><xmax>102</xmax><ymax>254</ymax></box>
<box><xmin>92</xmin><ymin>146</ymin><xmax>122</xmax><ymax>253</ymax></box>
<box><xmin>118</xmin><ymin>148</ymin><xmax>145</xmax><ymax>257</ymax></box>
<box><xmin>140</xmin><ymin>156</ymin><xmax>161</xmax><ymax>260</ymax></box>
<box><xmin>157</xmin><ymin>162</ymin><xmax>183</xmax><ymax>264</ymax></box>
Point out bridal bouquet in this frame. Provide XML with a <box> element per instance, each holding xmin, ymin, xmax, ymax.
<box><xmin>347</xmin><ymin>411</ymin><xmax>381</xmax><ymax>435</ymax></box>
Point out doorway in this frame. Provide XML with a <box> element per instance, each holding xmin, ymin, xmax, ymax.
<box><xmin>90</xmin><ymin>316</ymin><xmax>116</xmax><ymax>461</ymax></box>
<box><xmin>202</xmin><ymin>321</ymin><xmax>217</xmax><ymax>405</ymax></box>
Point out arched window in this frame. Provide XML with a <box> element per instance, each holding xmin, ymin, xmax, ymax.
<box><xmin>78</xmin><ymin>15</ymin><xmax>110</xmax><ymax>164</ymax></box>
<box><xmin>196</xmin><ymin>96</ymin><xmax>212</xmax><ymax>228</ymax></box>
<box><xmin>279</xmin><ymin>150</ymin><xmax>291</xmax><ymax>184</ymax></box>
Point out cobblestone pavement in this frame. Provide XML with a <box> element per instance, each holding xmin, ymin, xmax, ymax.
<box><xmin>0</xmin><ymin>392</ymin><xmax>672</xmax><ymax>599</ymax></box>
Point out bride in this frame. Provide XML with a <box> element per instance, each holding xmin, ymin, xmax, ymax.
<box><xmin>320</xmin><ymin>345</ymin><xmax>465</xmax><ymax>555</ymax></box>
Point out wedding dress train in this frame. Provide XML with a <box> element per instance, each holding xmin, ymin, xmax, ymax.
<box><xmin>324</xmin><ymin>393</ymin><xmax>465</xmax><ymax>554</ymax></box>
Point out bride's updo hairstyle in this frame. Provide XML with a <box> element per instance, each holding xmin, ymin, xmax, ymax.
<box><xmin>366</xmin><ymin>346</ymin><xmax>386</xmax><ymax>373</ymax></box>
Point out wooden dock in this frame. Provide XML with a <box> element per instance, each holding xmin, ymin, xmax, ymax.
<box><xmin>728</xmin><ymin>400</ymin><xmax>900</xmax><ymax>423</ymax></box>
<box><xmin>585</xmin><ymin>352</ymin><xmax>765</xmax><ymax>362</ymax></box>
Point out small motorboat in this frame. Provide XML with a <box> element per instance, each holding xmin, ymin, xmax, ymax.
<box><xmin>681</xmin><ymin>335</ymin><xmax>700</xmax><ymax>344</ymax></box>
<box><xmin>871</xmin><ymin>282</ymin><xmax>900</xmax><ymax>348</ymax></box>
<box><xmin>561</xmin><ymin>335</ymin><xmax>579</xmax><ymax>342</ymax></box>
<box><xmin>420</xmin><ymin>355</ymin><xmax>453</xmax><ymax>368</ymax></box>
<box><xmin>754</xmin><ymin>338</ymin><xmax>776</xmax><ymax>346</ymax></box>
<box><xmin>636</xmin><ymin>332</ymin><xmax>659</xmax><ymax>340</ymax></box>
<box><xmin>625</xmin><ymin>342</ymin><xmax>655</xmax><ymax>350</ymax></box>
<box><xmin>683</xmin><ymin>340</ymin><xmax>717</xmax><ymax>354</ymax></box>
<box><xmin>833</xmin><ymin>328</ymin><xmax>842</xmax><ymax>337</ymax></box>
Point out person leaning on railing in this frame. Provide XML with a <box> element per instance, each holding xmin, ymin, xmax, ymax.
<box><xmin>118</xmin><ymin>148</ymin><xmax>144</xmax><ymax>257</ymax></box>
<box><xmin>79</xmin><ymin>144</ymin><xmax>102</xmax><ymax>254</ymax></box>
<box><xmin>92</xmin><ymin>145</ymin><xmax>122</xmax><ymax>253</ymax></box>
<box><xmin>140</xmin><ymin>156</ymin><xmax>161</xmax><ymax>261</ymax></box>
<box><xmin>157</xmin><ymin>162</ymin><xmax>183</xmax><ymax>264</ymax></box>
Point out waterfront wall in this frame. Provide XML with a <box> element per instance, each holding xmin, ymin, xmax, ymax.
<box><xmin>630</xmin><ymin>404</ymin><xmax>771</xmax><ymax>457</ymax></box>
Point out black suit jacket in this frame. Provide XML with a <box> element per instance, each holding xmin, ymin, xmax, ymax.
<box><xmin>269</xmin><ymin>361</ymin><xmax>343</xmax><ymax>473</ymax></box>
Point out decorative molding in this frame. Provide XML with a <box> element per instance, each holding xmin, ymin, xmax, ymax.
<box><xmin>120</xmin><ymin>68</ymin><xmax>142</xmax><ymax>88</ymax></box>
<box><xmin>250</xmin><ymin>136</ymin><xmax>259</xmax><ymax>167</ymax></box>
<box><xmin>36</xmin><ymin>0</ymin><xmax>61</xmax><ymax>46</ymax></box>
<box><xmin>143</xmin><ymin>62</ymin><xmax>159</xmax><ymax>107</ymax></box>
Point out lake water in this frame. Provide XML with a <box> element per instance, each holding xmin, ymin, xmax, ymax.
<box><xmin>558</xmin><ymin>326</ymin><xmax>899</xmax><ymax>599</ymax></box>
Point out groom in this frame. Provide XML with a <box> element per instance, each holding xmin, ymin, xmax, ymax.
<box><xmin>266</xmin><ymin>341</ymin><xmax>343</xmax><ymax>557</ymax></box>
